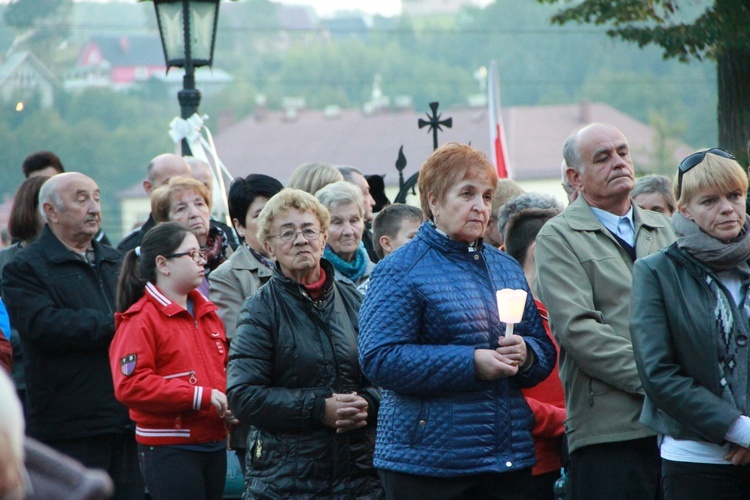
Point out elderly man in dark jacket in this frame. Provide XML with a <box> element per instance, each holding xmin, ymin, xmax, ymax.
<box><xmin>3</xmin><ymin>172</ymin><xmax>142</xmax><ymax>499</ymax></box>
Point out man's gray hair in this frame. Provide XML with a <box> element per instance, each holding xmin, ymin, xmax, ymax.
<box><xmin>146</xmin><ymin>159</ymin><xmax>156</xmax><ymax>183</ymax></box>
<box><xmin>38</xmin><ymin>174</ymin><xmax>65</xmax><ymax>222</ymax></box>
<box><xmin>562</xmin><ymin>132</ymin><xmax>584</xmax><ymax>174</ymax></box>
<box><xmin>315</xmin><ymin>181</ymin><xmax>364</xmax><ymax>217</ymax></box>
<box><xmin>497</xmin><ymin>192</ymin><xmax>564</xmax><ymax>240</ymax></box>
<box><xmin>337</xmin><ymin>166</ymin><xmax>364</xmax><ymax>182</ymax></box>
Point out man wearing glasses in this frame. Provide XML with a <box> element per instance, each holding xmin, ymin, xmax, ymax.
<box><xmin>3</xmin><ymin>173</ymin><xmax>142</xmax><ymax>499</ymax></box>
<box><xmin>535</xmin><ymin>123</ymin><xmax>676</xmax><ymax>499</ymax></box>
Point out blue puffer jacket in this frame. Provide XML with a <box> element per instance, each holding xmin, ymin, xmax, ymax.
<box><xmin>359</xmin><ymin>222</ymin><xmax>555</xmax><ymax>477</ymax></box>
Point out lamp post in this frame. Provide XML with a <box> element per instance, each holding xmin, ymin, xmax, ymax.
<box><xmin>151</xmin><ymin>0</ymin><xmax>220</xmax><ymax>155</ymax></box>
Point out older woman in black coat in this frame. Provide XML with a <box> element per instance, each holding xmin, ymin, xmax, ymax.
<box><xmin>226</xmin><ymin>188</ymin><xmax>381</xmax><ymax>499</ymax></box>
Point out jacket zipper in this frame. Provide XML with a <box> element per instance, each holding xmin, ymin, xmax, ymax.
<box><xmin>164</xmin><ymin>371</ymin><xmax>197</xmax><ymax>384</ymax></box>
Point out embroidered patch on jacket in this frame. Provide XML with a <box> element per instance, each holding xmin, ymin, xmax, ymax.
<box><xmin>121</xmin><ymin>354</ymin><xmax>137</xmax><ymax>376</ymax></box>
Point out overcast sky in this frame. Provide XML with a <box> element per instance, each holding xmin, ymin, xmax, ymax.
<box><xmin>273</xmin><ymin>0</ymin><xmax>402</xmax><ymax>17</ymax></box>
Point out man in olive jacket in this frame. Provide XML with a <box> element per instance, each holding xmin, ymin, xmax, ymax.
<box><xmin>535</xmin><ymin>123</ymin><xmax>675</xmax><ymax>499</ymax></box>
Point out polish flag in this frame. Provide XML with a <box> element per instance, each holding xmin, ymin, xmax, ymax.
<box><xmin>488</xmin><ymin>60</ymin><xmax>510</xmax><ymax>178</ymax></box>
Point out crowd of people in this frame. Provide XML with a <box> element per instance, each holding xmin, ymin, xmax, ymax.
<box><xmin>1</xmin><ymin>124</ymin><xmax>750</xmax><ymax>500</ymax></box>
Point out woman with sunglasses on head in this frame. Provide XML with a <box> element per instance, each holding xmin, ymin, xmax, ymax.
<box><xmin>109</xmin><ymin>222</ymin><xmax>233</xmax><ymax>500</ymax></box>
<box><xmin>631</xmin><ymin>148</ymin><xmax>750</xmax><ymax>499</ymax></box>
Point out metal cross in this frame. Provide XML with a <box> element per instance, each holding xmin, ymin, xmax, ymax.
<box><xmin>418</xmin><ymin>101</ymin><xmax>452</xmax><ymax>151</ymax></box>
<box><xmin>395</xmin><ymin>145</ymin><xmax>407</xmax><ymax>192</ymax></box>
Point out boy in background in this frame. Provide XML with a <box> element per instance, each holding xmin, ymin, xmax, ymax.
<box><xmin>504</xmin><ymin>207</ymin><xmax>566</xmax><ymax>500</ymax></box>
<box><xmin>358</xmin><ymin>204</ymin><xmax>422</xmax><ymax>294</ymax></box>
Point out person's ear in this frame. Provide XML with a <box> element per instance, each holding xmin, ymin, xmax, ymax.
<box><xmin>526</xmin><ymin>241</ymin><xmax>537</xmax><ymax>267</ymax></box>
<box><xmin>567</xmin><ymin>168</ymin><xmax>583</xmax><ymax>192</ymax></box>
<box><xmin>264</xmin><ymin>240</ymin><xmax>275</xmax><ymax>259</ymax></box>
<box><xmin>380</xmin><ymin>235</ymin><xmax>392</xmax><ymax>255</ymax></box>
<box><xmin>42</xmin><ymin>202</ymin><xmax>57</xmax><ymax>224</ymax></box>
<box><xmin>427</xmin><ymin>192</ymin><xmax>440</xmax><ymax>218</ymax></box>
<box><xmin>155</xmin><ymin>255</ymin><xmax>170</xmax><ymax>276</ymax></box>
<box><xmin>143</xmin><ymin>180</ymin><xmax>153</xmax><ymax>195</ymax></box>
<box><xmin>232</xmin><ymin>218</ymin><xmax>245</xmax><ymax>238</ymax></box>
<box><xmin>678</xmin><ymin>204</ymin><xmax>693</xmax><ymax>220</ymax></box>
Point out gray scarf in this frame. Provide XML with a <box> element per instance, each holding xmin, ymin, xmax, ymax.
<box><xmin>672</xmin><ymin>212</ymin><xmax>750</xmax><ymax>271</ymax></box>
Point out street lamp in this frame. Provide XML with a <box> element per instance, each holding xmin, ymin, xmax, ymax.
<box><xmin>151</xmin><ymin>0</ymin><xmax>220</xmax><ymax>154</ymax></box>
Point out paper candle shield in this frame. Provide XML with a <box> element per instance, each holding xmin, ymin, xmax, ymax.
<box><xmin>496</xmin><ymin>289</ymin><xmax>528</xmax><ymax>324</ymax></box>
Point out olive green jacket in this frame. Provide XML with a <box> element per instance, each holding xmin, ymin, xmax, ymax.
<box><xmin>534</xmin><ymin>195</ymin><xmax>675</xmax><ymax>453</ymax></box>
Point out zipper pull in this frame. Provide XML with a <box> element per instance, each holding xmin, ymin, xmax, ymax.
<box><xmin>255</xmin><ymin>437</ymin><xmax>263</xmax><ymax>460</ymax></box>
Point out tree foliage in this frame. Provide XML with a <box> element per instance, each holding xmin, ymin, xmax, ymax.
<box><xmin>3</xmin><ymin>0</ymin><xmax>72</xmax><ymax>71</ymax></box>
<box><xmin>544</xmin><ymin>0</ymin><xmax>750</xmax><ymax>62</ymax></box>
<box><xmin>537</xmin><ymin>0</ymin><xmax>750</xmax><ymax>165</ymax></box>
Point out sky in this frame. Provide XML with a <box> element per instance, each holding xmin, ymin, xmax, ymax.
<box><xmin>49</xmin><ymin>0</ymin><xmax>404</xmax><ymax>18</ymax></box>
<box><xmin>270</xmin><ymin>0</ymin><xmax>402</xmax><ymax>17</ymax></box>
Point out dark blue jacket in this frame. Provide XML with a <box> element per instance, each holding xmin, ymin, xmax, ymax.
<box><xmin>359</xmin><ymin>222</ymin><xmax>555</xmax><ymax>477</ymax></box>
<box><xmin>3</xmin><ymin>226</ymin><xmax>129</xmax><ymax>441</ymax></box>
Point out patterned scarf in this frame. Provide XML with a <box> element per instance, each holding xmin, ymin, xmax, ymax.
<box><xmin>705</xmin><ymin>271</ymin><xmax>750</xmax><ymax>414</ymax></box>
<box><xmin>324</xmin><ymin>242</ymin><xmax>368</xmax><ymax>282</ymax></box>
<box><xmin>247</xmin><ymin>244</ymin><xmax>275</xmax><ymax>270</ymax></box>
<box><xmin>204</xmin><ymin>225</ymin><xmax>229</xmax><ymax>272</ymax></box>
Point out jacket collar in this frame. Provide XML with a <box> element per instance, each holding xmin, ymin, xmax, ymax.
<box><xmin>272</xmin><ymin>258</ymin><xmax>336</xmax><ymax>302</ymax></box>
<box><xmin>145</xmin><ymin>282</ymin><xmax>217</xmax><ymax>318</ymax></box>
<box><xmin>230</xmin><ymin>244</ymin><xmax>273</xmax><ymax>277</ymax></box>
<box><xmin>419</xmin><ymin>220</ymin><xmax>486</xmax><ymax>254</ymax></box>
<box><xmin>564</xmin><ymin>195</ymin><xmax>671</xmax><ymax>234</ymax></box>
<box><xmin>35</xmin><ymin>225</ymin><xmax>120</xmax><ymax>266</ymax></box>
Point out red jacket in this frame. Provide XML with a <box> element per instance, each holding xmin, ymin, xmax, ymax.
<box><xmin>110</xmin><ymin>283</ymin><xmax>228</xmax><ymax>446</ymax></box>
<box><xmin>521</xmin><ymin>299</ymin><xmax>566</xmax><ymax>475</ymax></box>
<box><xmin>0</xmin><ymin>331</ymin><xmax>11</xmax><ymax>374</ymax></box>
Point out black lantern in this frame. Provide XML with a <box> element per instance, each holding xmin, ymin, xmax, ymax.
<box><xmin>151</xmin><ymin>0</ymin><xmax>220</xmax><ymax>154</ymax></box>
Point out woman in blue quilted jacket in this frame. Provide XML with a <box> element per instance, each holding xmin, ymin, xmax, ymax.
<box><xmin>359</xmin><ymin>143</ymin><xmax>557</xmax><ymax>499</ymax></box>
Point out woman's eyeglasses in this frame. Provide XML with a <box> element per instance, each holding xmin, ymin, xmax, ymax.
<box><xmin>677</xmin><ymin>148</ymin><xmax>735</xmax><ymax>198</ymax></box>
<box><xmin>165</xmin><ymin>248</ymin><xmax>208</xmax><ymax>263</ymax></box>
<box><xmin>270</xmin><ymin>228</ymin><xmax>321</xmax><ymax>243</ymax></box>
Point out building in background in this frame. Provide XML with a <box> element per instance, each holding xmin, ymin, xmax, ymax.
<box><xmin>115</xmin><ymin>100</ymin><xmax>694</xmax><ymax>237</ymax></box>
<box><xmin>0</xmin><ymin>51</ymin><xmax>59</xmax><ymax>109</ymax></box>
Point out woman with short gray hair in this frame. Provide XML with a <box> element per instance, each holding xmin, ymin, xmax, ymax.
<box><xmin>632</xmin><ymin>174</ymin><xmax>676</xmax><ymax>216</ymax></box>
<box><xmin>315</xmin><ymin>181</ymin><xmax>375</xmax><ymax>286</ymax></box>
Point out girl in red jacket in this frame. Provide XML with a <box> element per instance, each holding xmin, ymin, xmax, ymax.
<box><xmin>110</xmin><ymin>222</ymin><xmax>232</xmax><ymax>500</ymax></box>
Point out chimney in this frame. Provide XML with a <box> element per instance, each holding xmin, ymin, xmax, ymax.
<box><xmin>579</xmin><ymin>100</ymin><xmax>591</xmax><ymax>124</ymax></box>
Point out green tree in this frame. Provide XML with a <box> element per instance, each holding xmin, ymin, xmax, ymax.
<box><xmin>4</xmin><ymin>0</ymin><xmax>72</xmax><ymax>71</ymax></box>
<box><xmin>535</xmin><ymin>0</ymin><xmax>750</xmax><ymax>165</ymax></box>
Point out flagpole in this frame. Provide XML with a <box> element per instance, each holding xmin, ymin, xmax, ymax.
<box><xmin>488</xmin><ymin>60</ymin><xmax>511</xmax><ymax>179</ymax></box>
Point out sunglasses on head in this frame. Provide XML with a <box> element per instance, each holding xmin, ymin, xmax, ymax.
<box><xmin>677</xmin><ymin>148</ymin><xmax>736</xmax><ymax>198</ymax></box>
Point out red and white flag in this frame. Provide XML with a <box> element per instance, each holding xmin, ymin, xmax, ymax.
<box><xmin>488</xmin><ymin>60</ymin><xmax>510</xmax><ymax>178</ymax></box>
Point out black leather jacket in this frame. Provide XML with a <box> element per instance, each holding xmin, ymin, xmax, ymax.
<box><xmin>631</xmin><ymin>242</ymin><xmax>745</xmax><ymax>444</ymax></box>
<box><xmin>2</xmin><ymin>226</ymin><xmax>130</xmax><ymax>441</ymax></box>
<box><xmin>227</xmin><ymin>259</ymin><xmax>382</xmax><ymax>498</ymax></box>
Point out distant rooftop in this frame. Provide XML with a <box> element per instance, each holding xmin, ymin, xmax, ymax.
<box><xmin>211</xmin><ymin>101</ymin><xmax>694</xmax><ymax>184</ymax></box>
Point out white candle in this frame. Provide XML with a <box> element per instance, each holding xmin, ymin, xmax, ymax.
<box><xmin>496</xmin><ymin>289</ymin><xmax>528</xmax><ymax>337</ymax></box>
